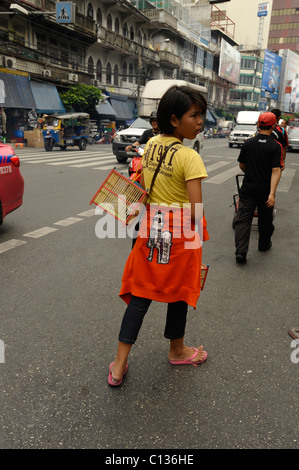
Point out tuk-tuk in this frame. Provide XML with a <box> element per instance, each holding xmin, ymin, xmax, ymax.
<box><xmin>42</xmin><ymin>112</ymin><xmax>90</xmax><ymax>151</ymax></box>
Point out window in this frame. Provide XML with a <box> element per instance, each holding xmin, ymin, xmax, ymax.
<box><xmin>114</xmin><ymin>65</ymin><xmax>119</xmax><ymax>86</ymax></box>
<box><xmin>88</xmin><ymin>56</ymin><xmax>94</xmax><ymax>75</ymax></box>
<box><xmin>128</xmin><ymin>63</ymin><xmax>133</xmax><ymax>83</ymax></box>
<box><xmin>96</xmin><ymin>59</ymin><xmax>102</xmax><ymax>82</ymax></box>
<box><xmin>96</xmin><ymin>8</ymin><xmax>102</xmax><ymax>25</ymax></box>
<box><xmin>60</xmin><ymin>45</ymin><xmax>69</xmax><ymax>67</ymax></box>
<box><xmin>107</xmin><ymin>13</ymin><xmax>112</xmax><ymax>30</ymax></box>
<box><xmin>87</xmin><ymin>3</ymin><xmax>93</xmax><ymax>19</ymax></box>
<box><xmin>204</xmin><ymin>52</ymin><xmax>213</xmax><ymax>70</ymax></box>
<box><xmin>240</xmin><ymin>75</ymin><xmax>254</xmax><ymax>85</ymax></box>
<box><xmin>130</xmin><ymin>26</ymin><xmax>134</xmax><ymax>41</ymax></box>
<box><xmin>37</xmin><ymin>33</ymin><xmax>47</xmax><ymax>54</ymax></box>
<box><xmin>115</xmin><ymin>17</ymin><xmax>119</xmax><ymax>34</ymax></box>
<box><xmin>123</xmin><ymin>23</ymin><xmax>128</xmax><ymax>38</ymax></box>
<box><xmin>106</xmin><ymin>62</ymin><xmax>112</xmax><ymax>84</ymax></box>
<box><xmin>241</xmin><ymin>58</ymin><xmax>256</xmax><ymax>69</ymax></box>
<box><xmin>196</xmin><ymin>48</ymin><xmax>205</xmax><ymax>67</ymax></box>
<box><xmin>255</xmin><ymin>77</ymin><xmax>261</xmax><ymax>87</ymax></box>
<box><xmin>122</xmin><ymin>62</ymin><xmax>127</xmax><ymax>81</ymax></box>
<box><xmin>229</xmin><ymin>90</ymin><xmax>252</xmax><ymax>101</ymax></box>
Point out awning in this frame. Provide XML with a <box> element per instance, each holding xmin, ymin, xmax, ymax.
<box><xmin>109</xmin><ymin>93</ymin><xmax>134</xmax><ymax>120</ymax></box>
<box><xmin>0</xmin><ymin>72</ymin><xmax>36</xmax><ymax>108</ymax></box>
<box><xmin>29</xmin><ymin>81</ymin><xmax>65</xmax><ymax>114</ymax></box>
<box><xmin>96</xmin><ymin>99</ymin><xmax>117</xmax><ymax>117</ymax></box>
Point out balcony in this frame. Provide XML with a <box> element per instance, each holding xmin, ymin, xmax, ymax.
<box><xmin>211</xmin><ymin>4</ymin><xmax>235</xmax><ymax>41</ymax></box>
<box><xmin>142</xmin><ymin>8</ymin><xmax>178</xmax><ymax>31</ymax></box>
<box><xmin>158</xmin><ymin>50</ymin><xmax>181</xmax><ymax>67</ymax></box>
<box><xmin>97</xmin><ymin>26</ymin><xmax>159</xmax><ymax>64</ymax></box>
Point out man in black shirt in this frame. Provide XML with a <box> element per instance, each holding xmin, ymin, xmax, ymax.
<box><xmin>234</xmin><ymin>112</ymin><xmax>282</xmax><ymax>264</ymax></box>
<box><xmin>125</xmin><ymin>111</ymin><xmax>159</xmax><ymax>152</ymax></box>
<box><xmin>271</xmin><ymin>108</ymin><xmax>288</xmax><ymax>169</ymax></box>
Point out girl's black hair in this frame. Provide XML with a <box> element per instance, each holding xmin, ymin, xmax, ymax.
<box><xmin>157</xmin><ymin>85</ymin><xmax>207</xmax><ymax>134</ymax></box>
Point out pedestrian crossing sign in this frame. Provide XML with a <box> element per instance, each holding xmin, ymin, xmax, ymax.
<box><xmin>56</xmin><ymin>2</ymin><xmax>75</xmax><ymax>23</ymax></box>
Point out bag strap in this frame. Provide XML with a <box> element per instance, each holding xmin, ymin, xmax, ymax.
<box><xmin>149</xmin><ymin>141</ymin><xmax>180</xmax><ymax>195</ymax></box>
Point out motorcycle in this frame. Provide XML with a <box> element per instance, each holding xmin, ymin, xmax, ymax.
<box><xmin>128</xmin><ymin>145</ymin><xmax>144</xmax><ymax>184</ymax></box>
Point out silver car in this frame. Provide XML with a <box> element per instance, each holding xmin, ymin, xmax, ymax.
<box><xmin>287</xmin><ymin>119</ymin><xmax>299</xmax><ymax>151</ymax></box>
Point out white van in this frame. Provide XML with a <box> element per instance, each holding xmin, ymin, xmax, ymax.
<box><xmin>228</xmin><ymin>111</ymin><xmax>260</xmax><ymax>148</ymax></box>
<box><xmin>141</xmin><ymin>79</ymin><xmax>208</xmax><ymax>152</ymax></box>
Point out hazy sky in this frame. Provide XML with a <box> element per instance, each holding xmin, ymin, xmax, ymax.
<box><xmin>221</xmin><ymin>0</ymin><xmax>273</xmax><ymax>49</ymax></box>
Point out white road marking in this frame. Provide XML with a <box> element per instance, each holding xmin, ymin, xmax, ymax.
<box><xmin>54</xmin><ymin>217</ymin><xmax>82</xmax><ymax>226</ymax></box>
<box><xmin>77</xmin><ymin>209</ymin><xmax>96</xmax><ymax>217</ymax></box>
<box><xmin>70</xmin><ymin>157</ymin><xmax>120</xmax><ymax>167</ymax></box>
<box><xmin>47</xmin><ymin>156</ymin><xmax>114</xmax><ymax>165</ymax></box>
<box><xmin>0</xmin><ymin>239</ymin><xmax>27</xmax><ymax>254</ymax></box>
<box><xmin>205</xmin><ymin>161</ymin><xmax>230</xmax><ymax>172</ymax></box>
<box><xmin>23</xmin><ymin>227</ymin><xmax>58</xmax><ymax>238</ymax></box>
<box><xmin>205</xmin><ymin>166</ymin><xmax>241</xmax><ymax>184</ymax></box>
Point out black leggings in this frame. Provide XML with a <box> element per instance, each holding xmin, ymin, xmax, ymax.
<box><xmin>119</xmin><ymin>295</ymin><xmax>188</xmax><ymax>345</ymax></box>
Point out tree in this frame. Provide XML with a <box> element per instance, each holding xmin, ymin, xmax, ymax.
<box><xmin>59</xmin><ymin>84</ymin><xmax>103</xmax><ymax>112</ymax></box>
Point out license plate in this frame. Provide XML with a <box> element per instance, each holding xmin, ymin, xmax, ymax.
<box><xmin>66</xmin><ymin>139</ymin><xmax>73</xmax><ymax>144</ymax></box>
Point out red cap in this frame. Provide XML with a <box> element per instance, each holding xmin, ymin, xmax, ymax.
<box><xmin>258</xmin><ymin>112</ymin><xmax>276</xmax><ymax>126</ymax></box>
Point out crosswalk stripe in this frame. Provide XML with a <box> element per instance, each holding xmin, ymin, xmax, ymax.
<box><xmin>20</xmin><ymin>153</ymin><xmax>113</xmax><ymax>163</ymax></box>
<box><xmin>19</xmin><ymin>151</ymin><xmax>113</xmax><ymax>160</ymax></box>
<box><xmin>47</xmin><ymin>156</ymin><xmax>114</xmax><ymax>165</ymax></box>
<box><xmin>205</xmin><ymin>166</ymin><xmax>240</xmax><ymax>184</ymax></box>
<box><xmin>94</xmin><ymin>164</ymin><xmax>128</xmax><ymax>171</ymax></box>
<box><xmin>277</xmin><ymin>169</ymin><xmax>296</xmax><ymax>192</ymax></box>
<box><xmin>70</xmin><ymin>157</ymin><xmax>121</xmax><ymax>167</ymax></box>
<box><xmin>205</xmin><ymin>161</ymin><xmax>230</xmax><ymax>172</ymax></box>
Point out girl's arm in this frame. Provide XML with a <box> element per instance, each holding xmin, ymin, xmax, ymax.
<box><xmin>186</xmin><ymin>178</ymin><xmax>202</xmax><ymax>222</ymax></box>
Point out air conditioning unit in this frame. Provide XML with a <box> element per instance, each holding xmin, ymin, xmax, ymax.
<box><xmin>42</xmin><ymin>69</ymin><xmax>51</xmax><ymax>77</ymax></box>
<box><xmin>91</xmin><ymin>79</ymin><xmax>99</xmax><ymax>87</ymax></box>
<box><xmin>5</xmin><ymin>57</ymin><xmax>16</xmax><ymax>68</ymax></box>
<box><xmin>68</xmin><ymin>73</ymin><xmax>78</xmax><ymax>82</ymax></box>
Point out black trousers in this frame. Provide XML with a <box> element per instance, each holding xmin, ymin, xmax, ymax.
<box><xmin>234</xmin><ymin>194</ymin><xmax>274</xmax><ymax>255</ymax></box>
<box><xmin>119</xmin><ymin>295</ymin><xmax>188</xmax><ymax>345</ymax></box>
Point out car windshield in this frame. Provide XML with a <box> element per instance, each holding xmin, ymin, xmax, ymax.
<box><xmin>44</xmin><ymin>117</ymin><xmax>60</xmax><ymax>127</ymax></box>
<box><xmin>234</xmin><ymin>124</ymin><xmax>257</xmax><ymax>130</ymax></box>
<box><xmin>130</xmin><ymin>118</ymin><xmax>152</xmax><ymax>129</ymax></box>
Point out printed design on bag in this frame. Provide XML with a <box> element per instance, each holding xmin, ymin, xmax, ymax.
<box><xmin>147</xmin><ymin>211</ymin><xmax>172</xmax><ymax>264</ymax></box>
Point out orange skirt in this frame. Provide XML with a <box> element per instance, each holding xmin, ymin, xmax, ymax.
<box><xmin>119</xmin><ymin>205</ymin><xmax>209</xmax><ymax>308</ymax></box>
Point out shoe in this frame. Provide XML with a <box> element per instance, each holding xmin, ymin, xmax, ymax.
<box><xmin>168</xmin><ymin>347</ymin><xmax>208</xmax><ymax>367</ymax></box>
<box><xmin>258</xmin><ymin>241</ymin><xmax>272</xmax><ymax>252</ymax></box>
<box><xmin>108</xmin><ymin>362</ymin><xmax>128</xmax><ymax>386</ymax></box>
<box><xmin>236</xmin><ymin>253</ymin><xmax>247</xmax><ymax>264</ymax></box>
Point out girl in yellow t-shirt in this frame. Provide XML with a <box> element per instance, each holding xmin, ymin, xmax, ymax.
<box><xmin>108</xmin><ymin>85</ymin><xmax>209</xmax><ymax>387</ymax></box>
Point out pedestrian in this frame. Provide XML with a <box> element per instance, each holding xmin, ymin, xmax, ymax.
<box><xmin>125</xmin><ymin>111</ymin><xmax>160</xmax><ymax>152</ymax></box>
<box><xmin>108</xmin><ymin>85</ymin><xmax>209</xmax><ymax>386</ymax></box>
<box><xmin>271</xmin><ymin>108</ymin><xmax>289</xmax><ymax>169</ymax></box>
<box><xmin>234</xmin><ymin>112</ymin><xmax>282</xmax><ymax>264</ymax></box>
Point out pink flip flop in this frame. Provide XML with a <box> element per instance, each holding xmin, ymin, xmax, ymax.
<box><xmin>168</xmin><ymin>347</ymin><xmax>208</xmax><ymax>367</ymax></box>
<box><xmin>108</xmin><ymin>362</ymin><xmax>128</xmax><ymax>386</ymax></box>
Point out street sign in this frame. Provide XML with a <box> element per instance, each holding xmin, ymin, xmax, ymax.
<box><xmin>56</xmin><ymin>2</ymin><xmax>75</xmax><ymax>24</ymax></box>
<box><xmin>258</xmin><ymin>2</ymin><xmax>269</xmax><ymax>17</ymax></box>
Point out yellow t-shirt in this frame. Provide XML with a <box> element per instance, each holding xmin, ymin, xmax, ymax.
<box><xmin>142</xmin><ymin>135</ymin><xmax>207</xmax><ymax>205</ymax></box>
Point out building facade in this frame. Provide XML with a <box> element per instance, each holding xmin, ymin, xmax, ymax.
<box><xmin>268</xmin><ymin>0</ymin><xmax>299</xmax><ymax>53</ymax></box>
<box><xmin>0</xmin><ymin>0</ymin><xmax>238</xmax><ymax>142</ymax></box>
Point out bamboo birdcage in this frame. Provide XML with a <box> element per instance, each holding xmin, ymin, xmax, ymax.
<box><xmin>90</xmin><ymin>169</ymin><xmax>148</xmax><ymax>225</ymax></box>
